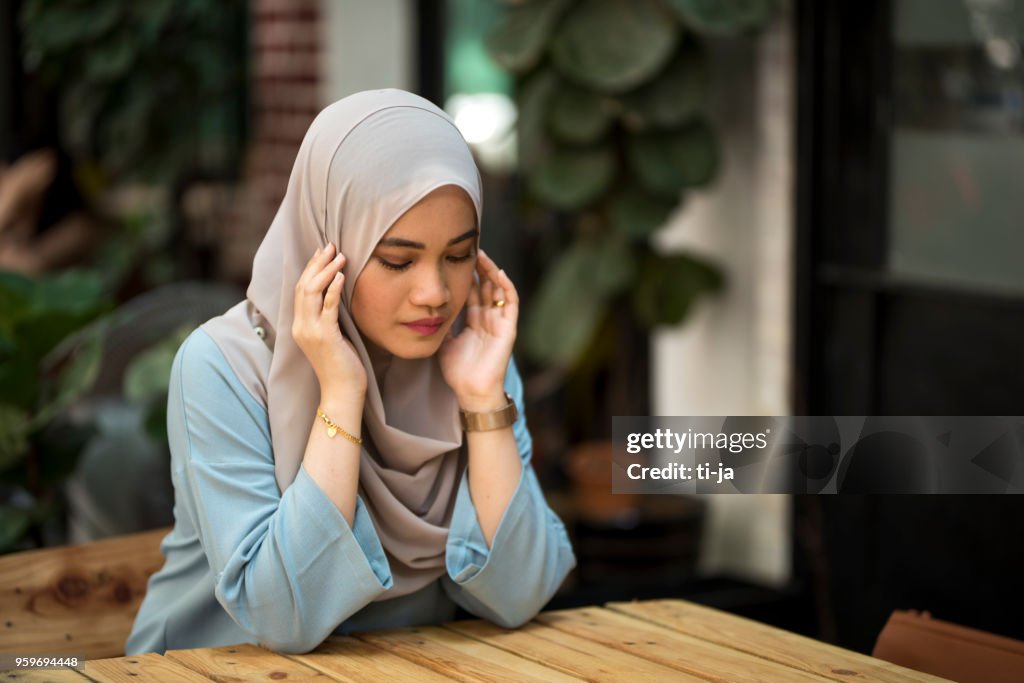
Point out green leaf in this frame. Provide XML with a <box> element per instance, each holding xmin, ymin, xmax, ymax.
<box><xmin>44</xmin><ymin>332</ymin><xmax>104</xmax><ymax>419</ymax></box>
<box><xmin>0</xmin><ymin>271</ymin><xmax>34</xmax><ymax>337</ymax></box>
<box><xmin>0</xmin><ymin>404</ymin><xmax>32</xmax><ymax>471</ymax></box>
<box><xmin>547</xmin><ymin>84</ymin><xmax>616</xmax><ymax>145</ymax></box>
<box><xmin>0</xmin><ymin>505</ymin><xmax>33</xmax><ymax>553</ymax></box>
<box><xmin>30</xmin><ymin>270</ymin><xmax>107</xmax><ymax>316</ymax></box>
<box><xmin>666</xmin><ymin>0</ymin><xmax>778</xmax><ymax>35</ymax></box>
<box><xmin>550</xmin><ymin>0</ymin><xmax>679</xmax><ymax>93</ymax></box>
<box><xmin>86</xmin><ymin>34</ymin><xmax>136</xmax><ymax>82</ymax></box>
<box><xmin>516</xmin><ymin>68</ymin><xmax>560</xmax><ymax>171</ymax></box>
<box><xmin>523</xmin><ymin>242</ymin><xmax>608</xmax><ymax>367</ymax></box>
<box><xmin>591</xmin><ymin>233</ymin><xmax>637</xmax><ymax>296</ymax></box>
<box><xmin>610</xmin><ymin>185</ymin><xmax>680</xmax><ymax>240</ymax></box>
<box><xmin>626</xmin><ymin>118</ymin><xmax>719</xmax><ymax>199</ymax></box>
<box><xmin>621</xmin><ymin>38</ymin><xmax>708</xmax><ymax>131</ymax></box>
<box><xmin>632</xmin><ymin>251</ymin><xmax>724</xmax><ymax>327</ymax></box>
<box><xmin>485</xmin><ymin>0</ymin><xmax>569</xmax><ymax>73</ymax></box>
<box><xmin>527</xmin><ymin>144</ymin><xmax>615</xmax><ymax>210</ymax></box>
<box><xmin>123</xmin><ymin>323</ymin><xmax>195</xmax><ymax>403</ymax></box>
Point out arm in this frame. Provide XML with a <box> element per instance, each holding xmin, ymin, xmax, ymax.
<box><xmin>442</xmin><ymin>355</ymin><xmax>577</xmax><ymax>628</ymax></box>
<box><xmin>170</xmin><ymin>330</ymin><xmax>391</xmax><ymax>653</ymax></box>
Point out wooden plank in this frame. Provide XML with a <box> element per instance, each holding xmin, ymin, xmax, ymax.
<box><xmin>166</xmin><ymin>643</ymin><xmax>335</xmax><ymax>681</ymax></box>
<box><xmin>608</xmin><ymin>600</ymin><xmax>953</xmax><ymax>683</ymax></box>
<box><xmin>444</xmin><ymin>617</ymin><xmax>709</xmax><ymax>682</ymax></box>
<box><xmin>83</xmin><ymin>653</ymin><xmax>214</xmax><ymax>682</ymax></box>
<box><xmin>0</xmin><ymin>528</ymin><xmax>169</xmax><ymax>659</ymax></box>
<box><xmin>0</xmin><ymin>668</ymin><xmax>89</xmax><ymax>681</ymax></box>
<box><xmin>355</xmin><ymin>625</ymin><xmax>585</xmax><ymax>682</ymax></box>
<box><xmin>536</xmin><ymin>606</ymin><xmax>833</xmax><ymax>683</ymax></box>
<box><xmin>289</xmin><ymin>635</ymin><xmax>459</xmax><ymax>682</ymax></box>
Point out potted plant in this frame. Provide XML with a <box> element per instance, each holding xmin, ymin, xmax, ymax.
<box><xmin>486</xmin><ymin>0</ymin><xmax>777</xmax><ymax>537</ymax></box>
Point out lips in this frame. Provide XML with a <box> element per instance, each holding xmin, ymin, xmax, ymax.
<box><xmin>402</xmin><ymin>317</ymin><xmax>446</xmax><ymax>335</ymax></box>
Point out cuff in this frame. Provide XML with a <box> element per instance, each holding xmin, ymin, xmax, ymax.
<box><xmin>294</xmin><ymin>463</ymin><xmax>393</xmax><ymax>590</ymax></box>
<box><xmin>445</xmin><ymin>463</ymin><xmax>529</xmax><ymax>585</ymax></box>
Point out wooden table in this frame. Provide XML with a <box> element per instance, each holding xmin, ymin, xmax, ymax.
<box><xmin>2</xmin><ymin>599</ymin><xmax>950</xmax><ymax>682</ymax></box>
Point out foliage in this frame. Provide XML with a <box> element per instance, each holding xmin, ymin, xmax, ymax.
<box><xmin>487</xmin><ymin>0</ymin><xmax>776</xmax><ymax>370</ymax></box>
<box><xmin>19</xmin><ymin>0</ymin><xmax>246</xmax><ymax>182</ymax></box>
<box><xmin>0</xmin><ymin>270</ymin><xmax>111</xmax><ymax>552</ymax></box>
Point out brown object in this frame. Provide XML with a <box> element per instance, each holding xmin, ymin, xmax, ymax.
<box><xmin>566</xmin><ymin>440</ymin><xmax>638</xmax><ymax>522</ymax></box>
<box><xmin>36</xmin><ymin>600</ymin><xmax>948</xmax><ymax>681</ymax></box>
<box><xmin>873</xmin><ymin>609</ymin><xmax>1024</xmax><ymax>683</ymax></box>
<box><xmin>0</xmin><ymin>527</ymin><xmax>168</xmax><ymax>659</ymax></box>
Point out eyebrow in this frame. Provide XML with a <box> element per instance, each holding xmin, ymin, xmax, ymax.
<box><xmin>378</xmin><ymin>228</ymin><xmax>479</xmax><ymax>250</ymax></box>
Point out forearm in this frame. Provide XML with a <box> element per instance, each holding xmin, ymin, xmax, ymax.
<box><xmin>461</xmin><ymin>392</ymin><xmax>523</xmax><ymax>548</ymax></box>
<box><xmin>301</xmin><ymin>392</ymin><xmax>364</xmax><ymax>527</ymax></box>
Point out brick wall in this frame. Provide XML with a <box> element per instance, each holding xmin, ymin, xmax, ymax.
<box><xmin>219</xmin><ymin>0</ymin><xmax>322</xmax><ymax>284</ymax></box>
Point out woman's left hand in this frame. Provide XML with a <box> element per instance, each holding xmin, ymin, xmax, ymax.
<box><xmin>438</xmin><ymin>249</ymin><xmax>518</xmax><ymax>411</ymax></box>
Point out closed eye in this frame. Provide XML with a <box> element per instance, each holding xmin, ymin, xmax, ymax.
<box><xmin>376</xmin><ymin>251</ymin><xmax>475</xmax><ymax>272</ymax></box>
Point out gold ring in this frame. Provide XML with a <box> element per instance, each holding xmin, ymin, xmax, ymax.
<box><xmin>493</xmin><ymin>299</ymin><xmax>506</xmax><ymax>308</ymax></box>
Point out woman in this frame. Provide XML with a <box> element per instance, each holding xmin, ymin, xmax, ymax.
<box><xmin>125</xmin><ymin>89</ymin><xmax>576</xmax><ymax>655</ymax></box>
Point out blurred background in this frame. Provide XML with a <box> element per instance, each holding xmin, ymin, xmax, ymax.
<box><xmin>1</xmin><ymin>0</ymin><xmax>1022</xmax><ymax>656</ymax></box>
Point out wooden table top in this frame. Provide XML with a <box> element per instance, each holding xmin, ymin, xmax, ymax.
<box><xmin>3</xmin><ymin>599</ymin><xmax>950</xmax><ymax>682</ymax></box>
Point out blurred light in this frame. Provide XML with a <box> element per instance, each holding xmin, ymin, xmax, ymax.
<box><xmin>446</xmin><ymin>93</ymin><xmax>516</xmax><ymax>144</ymax></box>
<box><xmin>445</xmin><ymin>93</ymin><xmax>518</xmax><ymax>172</ymax></box>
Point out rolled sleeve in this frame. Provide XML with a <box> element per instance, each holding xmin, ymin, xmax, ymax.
<box><xmin>442</xmin><ymin>356</ymin><xmax>576</xmax><ymax>627</ymax></box>
<box><xmin>172</xmin><ymin>330</ymin><xmax>392</xmax><ymax>653</ymax></box>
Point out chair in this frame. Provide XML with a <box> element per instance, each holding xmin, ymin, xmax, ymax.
<box><xmin>873</xmin><ymin>610</ymin><xmax>1024</xmax><ymax>683</ymax></box>
<box><xmin>0</xmin><ymin>527</ymin><xmax>169</xmax><ymax>659</ymax></box>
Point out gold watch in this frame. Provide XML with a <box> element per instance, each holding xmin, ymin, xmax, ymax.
<box><xmin>460</xmin><ymin>392</ymin><xmax>518</xmax><ymax>432</ymax></box>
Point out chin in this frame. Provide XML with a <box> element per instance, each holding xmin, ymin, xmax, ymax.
<box><xmin>386</xmin><ymin>336</ymin><xmax>444</xmax><ymax>360</ymax></box>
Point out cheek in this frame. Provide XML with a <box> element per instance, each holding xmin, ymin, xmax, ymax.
<box><xmin>452</xmin><ymin>268</ymin><xmax>475</xmax><ymax>304</ymax></box>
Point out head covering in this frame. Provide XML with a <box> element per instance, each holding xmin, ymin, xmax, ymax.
<box><xmin>201</xmin><ymin>89</ymin><xmax>483</xmax><ymax>598</ymax></box>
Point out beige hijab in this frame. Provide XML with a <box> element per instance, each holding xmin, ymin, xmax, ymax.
<box><xmin>201</xmin><ymin>89</ymin><xmax>483</xmax><ymax>599</ymax></box>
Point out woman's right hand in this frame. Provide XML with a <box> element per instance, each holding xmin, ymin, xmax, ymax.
<box><xmin>292</xmin><ymin>243</ymin><xmax>368</xmax><ymax>399</ymax></box>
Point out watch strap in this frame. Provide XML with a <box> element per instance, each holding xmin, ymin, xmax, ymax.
<box><xmin>460</xmin><ymin>392</ymin><xmax>518</xmax><ymax>432</ymax></box>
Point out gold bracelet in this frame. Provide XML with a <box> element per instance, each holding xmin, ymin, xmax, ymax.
<box><xmin>316</xmin><ymin>407</ymin><xmax>363</xmax><ymax>445</ymax></box>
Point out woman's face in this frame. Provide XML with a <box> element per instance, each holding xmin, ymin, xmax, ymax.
<box><xmin>350</xmin><ymin>184</ymin><xmax>478</xmax><ymax>359</ymax></box>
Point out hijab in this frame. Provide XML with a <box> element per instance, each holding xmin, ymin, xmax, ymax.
<box><xmin>200</xmin><ymin>89</ymin><xmax>483</xmax><ymax>599</ymax></box>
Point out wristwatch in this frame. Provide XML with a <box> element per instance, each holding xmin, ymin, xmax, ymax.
<box><xmin>459</xmin><ymin>392</ymin><xmax>518</xmax><ymax>432</ymax></box>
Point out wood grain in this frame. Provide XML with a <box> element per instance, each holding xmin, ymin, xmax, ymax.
<box><xmin>355</xmin><ymin>625</ymin><xmax>584</xmax><ymax>682</ymax></box>
<box><xmin>167</xmin><ymin>642</ymin><xmax>333</xmax><ymax>681</ymax></box>
<box><xmin>0</xmin><ymin>668</ymin><xmax>90</xmax><ymax>681</ymax></box>
<box><xmin>536</xmin><ymin>606</ymin><xmax>834</xmax><ymax>682</ymax></box>
<box><xmin>444</xmin><ymin>617</ymin><xmax>708</xmax><ymax>682</ymax></box>
<box><xmin>608</xmin><ymin>599</ymin><xmax>952</xmax><ymax>683</ymax></box>
<box><xmin>289</xmin><ymin>635</ymin><xmax>459</xmax><ymax>682</ymax></box>
<box><xmin>0</xmin><ymin>528</ymin><xmax>169</xmax><ymax>660</ymax></box>
<box><xmin>83</xmin><ymin>652</ymin><xmax>214</xmax><ymax>682</ymax></box>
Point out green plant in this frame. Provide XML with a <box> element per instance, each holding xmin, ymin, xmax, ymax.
<box><xmin>19</xmin><ymin>0</ymin><xmax>246</xmax><ymax>182</ymax></box>
<box><xmin>486</xmin><ymin>0</ymin><xmax>776</xmax><ymax>435</ymax></box>
<box><xmin>0</xmin><ymin>270</ymin><xmax>111</xmax><ymax>551</ymax></box>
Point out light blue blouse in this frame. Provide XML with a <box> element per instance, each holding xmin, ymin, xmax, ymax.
<box><xmin>125</xmin><ymin>328</ymin><xmax>576</xmax><ymax>655</ymax></box>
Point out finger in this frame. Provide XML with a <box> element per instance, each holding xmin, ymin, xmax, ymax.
<box><xmin>476</xmin><ymin>249</ymin><xmax>503</xmax><ymax>278</ymax></box>
<box><xmin>466</xmin><ymin>276</ymin><xmax>482</xmax><ymax>329</ymax></box>
<box><xmin>297</xmin><ymin>243</ymin><xmax>334</xmax><ymax>289</ymax></box>
<box><xmin>309</xmin><ymin>251</ymin><xmax>346</xmax><ymax>292</ymax></box>
<box><xmin>321</xmin><ymin>271</ymin><xmax>344</xmax><ymax>321</ymax></box>
<box><xmin>495</xmin><ymin>266</ymin><xmax>519</xmax><ymax>306</ymax></box>
<box><xmin>481</xmin><ymin>272</ymin><xmax>494</xmax><ymax>307</ymax></box>
<box><xmin>490</xmin><ymin>286</ymin><xmax>506</xmax><ymax>319</ymax></box>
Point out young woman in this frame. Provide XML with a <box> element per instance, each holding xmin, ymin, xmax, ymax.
<box><xmin>125</xmin><ymin>89</ymin><xmax>576</xmax><ymax>655</ymax></box>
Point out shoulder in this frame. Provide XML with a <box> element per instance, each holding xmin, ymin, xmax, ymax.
<box><xmin>171</xmin><ymin>328</ymin><xmax>248</xmax><ymax>403</ymax></box>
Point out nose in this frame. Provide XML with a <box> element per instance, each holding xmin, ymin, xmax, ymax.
<box><xmin>409</xmin><ymin>263</ymin><xmax>450</xmax><ymax>310</ymax></box>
